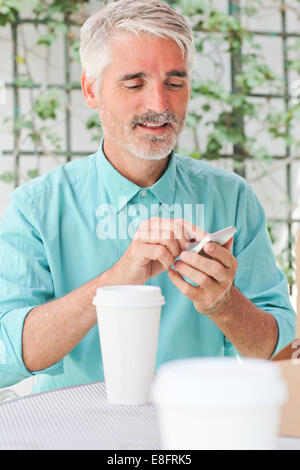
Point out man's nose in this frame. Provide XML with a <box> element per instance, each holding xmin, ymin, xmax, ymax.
<box><xmin>144</xmin><ymin>84</ymin><xmax>169</xmax><ymax>114</ymax></box>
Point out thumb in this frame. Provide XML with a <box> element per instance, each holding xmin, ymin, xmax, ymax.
<box><xmin>224</xmin><ymin>236</ymin><xmax>234</xmax><ymax>251</ymax></box>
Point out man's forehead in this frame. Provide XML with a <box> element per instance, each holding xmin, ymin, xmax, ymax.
<box><xmin>108</xmin><ymin>31</ymin><xmax>187</xmax><ymax>72</ymax></box>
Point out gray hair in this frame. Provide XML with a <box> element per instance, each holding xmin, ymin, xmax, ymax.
<box><xmin>79</xmin><ymin>0</ymin><xmax>195</xmax><ymax>84</ymax></box>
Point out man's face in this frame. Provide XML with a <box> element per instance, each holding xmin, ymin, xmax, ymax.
<box><xmin>96</xmin><ymin>32</ymin><xmax>191</xmax><ymax>160</ymax></box>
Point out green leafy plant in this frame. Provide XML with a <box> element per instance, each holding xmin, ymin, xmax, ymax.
<box><xmin>0</xmin><ymin>0</ymin><xmax>21</xmax><ymax>26</ymax></box>
<box><xmin>86</xmin><ymin>113</ymin><xmax>103</xmax><ymax>142</ymax></box>
<box><xmin>33</xmin><ymin>88</ymin><xmax>66</xmax><ymax>121</ymax></box>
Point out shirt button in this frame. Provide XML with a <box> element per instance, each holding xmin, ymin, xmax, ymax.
<box><xmin>140</xmin><ymin>190</ymin><xmax>147</xmax><ymax>197</ymax></box>
<box><xmin>224</xmin><ymin>336</ymin><xmax>230</xmax><ymax>343</ymax></box>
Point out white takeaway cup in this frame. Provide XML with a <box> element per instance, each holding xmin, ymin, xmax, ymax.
<box><xmin>93</xmin><ymin>285</ymin><xmax>165</xmax><ymax>405</ymax></box>
<box><xmin>151</xmin><ymin>357</ymin><xmax>288</xmax><ymax>450</ymax></box>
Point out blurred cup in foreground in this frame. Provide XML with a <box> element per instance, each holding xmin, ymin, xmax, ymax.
<box><xmin>152</xmin><ymin>357</ymin><xmax>288</xmax><ymax>450</ymax></box>
<box><xmin>93</xmin><ymin>285</ymin><xmax>165</xmax><ymax>405</ymax></box>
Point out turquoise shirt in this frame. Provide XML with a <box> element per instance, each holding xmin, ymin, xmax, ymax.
<box><xmin>0</xmin><ymin>140</ymin><xmax>296</xmax><ymax>393</ymax></box>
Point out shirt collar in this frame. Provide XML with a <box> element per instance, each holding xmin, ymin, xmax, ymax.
<box><xmin>96</xmin><ymin>138</ymin><xmax>176</xmax><ymax>212</ymax></box>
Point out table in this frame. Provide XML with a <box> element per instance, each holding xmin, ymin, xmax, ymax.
<box><xmin>0</xmin><ymin>382</ymin><xmax>299</xmax><ymax>450</ymax></box>
<box><xmin>0</xmin><ymin>382</ymin><xmax>159</xmax><ymax>450</ymax></box>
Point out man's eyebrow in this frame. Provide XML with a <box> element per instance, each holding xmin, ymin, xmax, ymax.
<box><xmin>118</xmin><ymin>72</ymin><xmax>147</xmax><ymax>83</ymax></box>
<box><xmin>166</xmin><ymin>70</ymin><xmax>187</xmax><ymax>78</ymax></box>
<box><xmin>117</xmin><ymin>70</ymin><xmax>187</xmax><ymax>83</ymax></box>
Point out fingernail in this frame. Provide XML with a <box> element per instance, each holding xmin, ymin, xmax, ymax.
<box><xmin>206</xmin><ymin>243</ymin><xmax>215</xmax><ymax>253</ymax></box>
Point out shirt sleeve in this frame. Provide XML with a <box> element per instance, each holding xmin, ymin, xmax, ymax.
<box><xmin>233</xmin><ymin>181</ymin><xmax>296</xmax><ymax>357</ymax></box>
<box><xmin>0</xmin><ymin>194</ymin><xmax>64</xmax><ymax>388</ymax></box>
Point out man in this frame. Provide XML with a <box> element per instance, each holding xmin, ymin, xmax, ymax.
<box><xmin>0</xmin><ymin>0</ymin><xmax>295</xmax><ymax>394</ymax></box>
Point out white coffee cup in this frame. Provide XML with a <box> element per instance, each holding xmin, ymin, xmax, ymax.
<box><xmin>93</xmin><ymin>285</ymin><xmax>165</xmax><ymax>405</ymax></box>
<box><xmin>151</xmin><ymin>357</ymin><xmax>288</xmax><ymax>450</ymax></box>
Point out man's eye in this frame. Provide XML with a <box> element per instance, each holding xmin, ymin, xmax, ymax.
<box><xmin>126</xmin><ymin>84</ymin><xmax>143</xmax><ymax>90</ymax></box>
<box><xmin>167</xmin><ymin>83</ymin><xmax>183</xmax><ymax>88</ymax></box>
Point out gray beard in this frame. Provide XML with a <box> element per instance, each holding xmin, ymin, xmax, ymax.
<box><xmin>101</xmin><ymin>123</ymin><xmax>177</xmax><ymax>160</ymax></box>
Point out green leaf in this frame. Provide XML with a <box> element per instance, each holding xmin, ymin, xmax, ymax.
<box><xmin>188</xmin><ymin>149</ymin><xmax>202</xmax><ymax>160</ymax></box>
<box><xmin>13</xmin><ymin>115</ymin><xmax>33</xmax><ymax>131</ymax></box>
<box><xmin>186</xmin><ymin>113</ymin><xmax>200</xmax><ymax>128</ymax></box>
<box><xmin>0</xmin><ymin>0</ymin><xmax>21</xmax><ymax>26</ymax></box>
<box><xmin>37</xmin><ymin>32</ymin><xmax>57</xmax><ymax>47</ymax></box>
<box><xmin>33</xmin><ymin>88</ymin><xmax>64</xmax><ymax>120</ymax></box>
<box><xmin>46</xmin><ymin>131</ymin><xmax>62</xmax><ymax>149</ymax></box>
<box><xmin>27</xmin><ymin>169</ymin><xmax>39</xmax><ymax>179</ymax></box>
<box><xmin>86</xmin><ymin>113</ymin><xmax>102</xmax><ymax>131</ymax></box>
<box><xmin>0</xmin><ymin>171</ymin><xmax>15</xmax><ymax>183</ymax></box>
<box><xmin>13</xmin><ymin>74</ymin><xmax>35</xmax><ymax>88</ymax></box>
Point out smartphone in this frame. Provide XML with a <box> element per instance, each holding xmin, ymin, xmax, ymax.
<box><xmin>187</xmin><ymin>226</ymin><xmax>236</xmax><ymax>255</ymax></box>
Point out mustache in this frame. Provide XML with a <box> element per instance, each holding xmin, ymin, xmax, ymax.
<box><xmin>131</xmin><ymin>111</ymin><xmax>178</xmax><ymax>128</ymax></box>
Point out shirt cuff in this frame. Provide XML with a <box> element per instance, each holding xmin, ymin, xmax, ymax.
<box><xmin>0</xmin><ymin>305</ymin><xmax>64</xmax><ymax>387</ymax></box>
<box><xmin>269</xmin><ymin>309</ymin><xmax>296</xmax><ymax>358</ymax></box>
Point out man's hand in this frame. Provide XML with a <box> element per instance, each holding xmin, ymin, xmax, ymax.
<box><xmin>168</xmin><ymin>237</ymin><xmax>238</xmax><ymax>316</ymax></box>
<box><xmin>111</xmin><ymin>217</ymin><xmax>205</xmax><ymax>285</ymax></box>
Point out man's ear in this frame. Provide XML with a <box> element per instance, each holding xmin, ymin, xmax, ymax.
<box><xmin>81</xmin><ymin>71</ymin><xmax>98</xmax><ymax>109</ymax></box>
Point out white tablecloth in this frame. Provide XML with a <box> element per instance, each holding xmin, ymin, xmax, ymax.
<box><xmin>0</xmin><ymin>381</ymin><xmax>299</xmax><ymax>450</ymax></box>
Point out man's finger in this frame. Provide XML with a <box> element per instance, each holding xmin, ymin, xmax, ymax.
<box><xmin>133</xmin><ymin>230</ymin><xmax>181</xmax><ymax>258</ymax></box>
<box><xmin>168</xmin><ymin>268</ymin><xmax>200</xmax><ymax>300</ymax></box>
<box><xmin>138</xmin><ymin>217</ymin><xmax>205</xmax><ymax>246</ymax></box>
<box><xmin>202</xmin><ymin>240</ymin><xmax>235</xmax><ymax>269</ymax></box>
<box><xmin>136</xmin><ymin>242</ymin><xmax>175</xmax><ymax>271</ymax></box>
<box><xmin>173</xmin><ymin>260</ymin><xmax>216</xmax><ymax>289</ymax></box>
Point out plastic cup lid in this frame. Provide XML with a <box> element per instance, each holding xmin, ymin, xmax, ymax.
<box><xmin>93</xmin><ymin>285</ymin><xmax>166</xmax><ymax>308</ymax></box>
<box><xmin>151</xmin><ymin>357</ymin><xmax>288</xmax><ymax>409</ymax></box>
